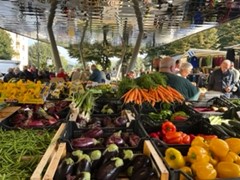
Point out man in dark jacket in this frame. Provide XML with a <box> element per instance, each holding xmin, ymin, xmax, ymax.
<box><xmin>89</xmin><ymin>64</ymin><xmax>102</xmax><ymax>83</ymax></box>
<box><xmin>159</xmin><ymin>56</ymin><xmax>200</xmax><ymax>100</ymax></box>
<box><xmin>3</xmin><ymin>68</ymin><xmax>15</xmax><ymax>82</ymax></box>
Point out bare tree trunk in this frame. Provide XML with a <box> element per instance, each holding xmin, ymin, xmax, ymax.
<box><xmin>79</xmin><ymin>20</ymin><xmax>89</xmax><ymax>70</ymax></box>
<box><xmin>47</xmin><ymin>0</ymin><xmax>62</xmax><ymax>71</ymax></box>
<box><xmin>127</xmin><ymin>0</ymin><xmax>144</xmax><ymax>73</ymax></box>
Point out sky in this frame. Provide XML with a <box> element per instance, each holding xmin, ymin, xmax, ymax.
<box><xmin>28</xmin><ymin>39</ymin><xmax>78</xmax><ymax>65</ymax></box>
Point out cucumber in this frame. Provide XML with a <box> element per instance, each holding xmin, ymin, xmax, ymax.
<box><xmin>220</xmin><ymin>123</ymin><xmax>237</xmax><ymax>137</ymax></box>
<box><xmin>228</xmin><ymin>120</ymin><xmax>240</xmax><ymax>129</ymax></box>
<box><xmin>212</xmin><ymin>125</ymin><xmax>229</xmax><ymax>137</ymax></box>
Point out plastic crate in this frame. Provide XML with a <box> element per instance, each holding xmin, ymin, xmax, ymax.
<box><xmin>138</xmin><ymin>118</ymin><xmax>229</xmax><ymax>141</ymax></box>
<box><xmin>59</xmin><ymin>120</ymin><xmax>147</xmax><ymax>152</ymax></box>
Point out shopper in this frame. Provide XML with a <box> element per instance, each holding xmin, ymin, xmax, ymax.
<box><xmin>159</xmin><ymin>56</ymin><xmax>200</xmax><ymax>100</ymax></box>
<box><xmin>208</xmin><ymin>59</ymin><xmax>235</xmax><ymax>97</ymax></box>
<box><xmin>3</xmin><ymin>68</ymin><xmax>15</xmax><ymax>82</ymax></box>
<box><xmin>89</xmin><ymin>64</ymin><xmax>102</xmax><ymax>83</ymax></box>
<box><xmin>56</xmin><ymin>68</ymin><xmax>69</xmax><ymax>81</ymax></box>
<box><xmin>177</xmin><ymin>62</ymin><xmax>193</xmax><ymax>78</ymax></box>
<box><xmin>71</xmin><ymin>68</ymin><xmax>81</xmax><ymax>81</ymax></box>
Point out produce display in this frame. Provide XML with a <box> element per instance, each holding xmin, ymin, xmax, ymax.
<box><xmin>160</xmin><ymin>137</ymin><xmax>240</xmax><ymax>179</ymax></box>
<box><xmin>2</xmin><ymin>101</ymin><xmax>70</xmax><ymax>129</ymax></box>
<box><xmin>54</xmin><ymin>143</ymin><xmax>159</xmax><ymax>180</ymax></box>
<box><xmin>119</xmin><ymin>73</ymin><xmax>184</xmax><ymax>106</ymax></box>
<box><xmin>0</xmin><ymin>80</ymin><xmax>47</xmax><ymax>104</ymax></box>
<box><xmin>0</xmin><ymin>129</ymin><xmax>56</xmax><ymax>179</ymax></box>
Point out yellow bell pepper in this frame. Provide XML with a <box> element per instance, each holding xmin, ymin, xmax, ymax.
<box><xmin>179</xmin><ymin>166</ymin><xmax>193</xmax><ymax>180</ymax></box>
<box><xmin>187</xmin><ymin>146</ymin><xmax>210</xmax><ymax>164</ymax></box>
<box><xmin>216</xmin><ymin>161</ymin><xmax>240</xmax><ymax>178</ymax></box>
<box><xmin>191</xmin><ymin>136</ymin><xmax>209</xmax><ymax>150</ymax></box>
<box><xmin>191</xmin><ymin>162</ymin><xmax>217</xmax><ymax>180</ymax></box>
<box><xmin>221</xmin><ymin>151</ymin><xmax>240</xmax><ymax>163</ymax></box>
<box><xmin>209</xmin><ymin>138</ymin><xmax>229</xmax><ymax>158</ymax></box>
<box><xmin>225</xmin><ymin>138</ymin><xmax>240</xmax><ymax>154</ymax></box>
<box><xmin>164</xmin><ymin>147</ymin><xmax>185</xmax><ymax>169</ymax></box>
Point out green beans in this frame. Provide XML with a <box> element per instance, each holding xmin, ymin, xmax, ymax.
<box><xmin>0</xmin><ymin>128</ymin><xmax>56</xmax><ymax>179</ymax></box>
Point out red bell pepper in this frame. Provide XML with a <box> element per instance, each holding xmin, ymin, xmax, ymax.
<box><xmin>163</xmin><ymin>131</ymin><xmax>183</xmax><ymax>144</ymax></box>
<box><xmin>181</xmin><ymin>133</ymin><xmax>191</xmax><ymax>144</ymax></box>
<box><xmin>161</xmin><ymin>121</ymin><xmax>176</xmax><ymax>135</ymax></box>
<box><xmin>198</xmin><ymin>134</ymin><xmax>218</xmax><ymax>143</ymax></box>
<box><xmin>149</xmin><ymin>132</ymin><xmax>160</xmax><ymax>139</ymax></box>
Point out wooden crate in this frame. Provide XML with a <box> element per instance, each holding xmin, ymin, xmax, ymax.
<box><xmin>40</xmin><ymin>140</ymin><xmax>169</xmax><ymax>180</ymax></box>
<box><xmin>30</xmin><ymin>123</ymin><xmax>66</xmax><ymax>180</ymax></box>
<box><xmin>0</xmin><ymin>106</ymin><xmax>21</xmax><ymax>122</ymax></box>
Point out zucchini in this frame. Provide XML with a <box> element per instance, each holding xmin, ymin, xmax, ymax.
<box><xmin>220</xmin><ymin>123</ymin><xmax>237</xmax><ymax>137</ymax></box>
<box><xmin>212</xmin><ymin>125</ymin><xmax>230</xmax><ymax>137</ymax></box>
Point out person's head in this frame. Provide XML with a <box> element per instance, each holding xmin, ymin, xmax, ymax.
<box><xmin>91</xmin><ymin>64</ymin><xmax>97</xmax><ymax>71</ymax></box>
<box><xmin>14</xmin><ymin>67</ymin><xmax>20</xmax><ymax>74</ymax></box>
<box><xmin>179</xmin><ymin>62</ymin><xmax>193</xmax><ymax>78</ymax></box>
<box><xmin>159</xmin><ymin>56</ymin><xmax>176</xmax><ymax>73</ymax></box>
<box><xmin>220</xmin><ymin>60</ymin><xmax>231</xmax><ymax>73</ymax></box>
<box><xmin>8</xmin><ymin>68</ymin><xmax>13</xmax><ymax>73</ymax></box>
<box><xmin>58</xmin><ymin>68</ymin><xmax>64</xmax><ymax>73</ymax></box>
<box><xmin>230</xmin><ymin>62</ymin><xmax>235</xmax><ymax>69</ymax></box>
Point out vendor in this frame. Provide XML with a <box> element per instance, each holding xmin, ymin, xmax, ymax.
<box><xmin>208</xmin><ymin>59</ymin><xmax>235</xmax><ymax>98</ymax></box>
<box><xmin>159</xmin><ymin>56</ymin><xmax>200</xmax><ymax>101</ymax></box>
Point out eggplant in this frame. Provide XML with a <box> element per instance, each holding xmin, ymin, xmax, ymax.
<box><xmin>73</xmin><ymin>172</ymin><xmax>91</xmax><ymax>180</ymax></box>
<box><xmin>119</xmin><ymin>149</ymin><xmax>134</xmax><ymax>170</ymax></box>
<box><xmin>96</xmin><ymin>157</ymin><xmax>124</xmax><ymax>180</ymax></box>
<box><xmin>102</xmin><ymin>116</ymin><xmax>115</xmax><ymax>127</ymax></box>
<box><xmin>106</xmin><ymin>131</ymin><xmax>125</xmax><ymax>146</ymax></box>
<box><xmin>113</xmin><ymin>116</ymin><xmax>128</xmax><ymax>127</ymax></box>
<box><xmin>54</xmin><ymin>158</ymin><xmax>74</xmax><ymax>180</ymax></box>
<box><xmin>131</xmin><ymin>154</ymin><xmax>151</xmax><ymax>174</ymax></box>
<box><xmin>70</xmin><ymin>150</ymin><xmax>83</xmax><ymax>162</ymax></box>
<box><xmin>75</xmin><ymin>154</ymin><xmax>92</xmax><ymax>175</ymax></box>
<box><xmin>87</xmin><ymin>120</ymin><xmax>101</xmax><ymax>128</ymax></box>
<box><xmin>83</xmin><ymin>127</ymin><xmax>103</xmax><ymax>138</ymax></box>
<box><xmin>128</xmin><ymin>134</ymin><xmax>141</xmax><ymax>147</ymax></box>
<box><xmin>89</xmin><ymin>150</ymin><xmax>102</xmax><ymax>171</ymax></box>
<box><xmin>101</xmin><ymin>144</ymin><xmax>119</xmax><ymax>165</ymax></box>
<box><xmin>131</xmin><ymin>167</ymin><xmax>157</xmax><ymax>180</ymax></box>
<box><xmin>71</xmin><ymin>137</ymin><xmax>99</xmax><ymax>148</ymax></box>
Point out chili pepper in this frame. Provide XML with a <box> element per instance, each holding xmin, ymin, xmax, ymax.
<box><xmin>209</xmin><ymin>138</ymin><xmax>229</xmax><ymax>158</ymax></box>
<box><xmin>163</xmin><ymin>131</ymin><xmax>183</xmax><ymax>144</ymax></box>
<box><xmin>191</xmin><ymin>162</ymin><xmax>217</xmax><ymax>180</ymax></box>
<box><xmin>164</xmin><ymin>147</ymin><xmax>185</xmax><ymax>169</ymax></box>
<box><xmin>149</xmin><ymin>132</ymin><xmax>159</xmax><ymax>139</ymax></box>
<box><xmin>191</xmin><ymin>136</ymin><xmax>209</xmax><ymax>150</ymax></box>
<box><xmin>161</xmin><ymin>121</ymin><xmax>176</xmax><ymax>135</ymax></box>
<box><xmin>187</xmin><ymin>146</ymin><xmax>210</xmax><ymax>164</ymax></box>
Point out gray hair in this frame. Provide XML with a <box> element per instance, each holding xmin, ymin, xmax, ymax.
<box><xmin>180</xmin><ymin>62</ymin><xmax>193</xmax><ymax>71</ymax></box>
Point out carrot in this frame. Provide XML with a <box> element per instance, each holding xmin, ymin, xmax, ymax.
<box><xmin>166</xmin><ymin>86</ymin><xmax>185</xmax><ymax>102</ymax></box>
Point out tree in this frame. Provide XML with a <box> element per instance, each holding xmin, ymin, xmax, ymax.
<box><xmin>28</xmin><ymin>42</ymin><xmax>53</xmax><ymax>69</ymax></box>
<box><xmin>0</xmin><ymin>29</ymin><xmax>14</xmax><ymax>59</ymax></box>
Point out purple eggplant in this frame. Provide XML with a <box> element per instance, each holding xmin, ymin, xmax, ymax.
<box><xmin>101</xmin><ymin>144</ymin><xmax>119</xmax><ymax>165</ymax></box>
<box><xmin>119</xmin><ymin>149</ymin><xmax>134</xmax><ymax>170</ymax></box>
<box><xmin>106</xmin><ymin>131</ymin><xmax>125</xmax><ymax>146</ymax></box>
<box><xmin>96</xmin><ymin>157</ymin><xmax>124</xmax><ymax>180</ymax></box>
<box><xmin>73</xmin><ymin>172</ymin><xmax>91</xmax><ymax>180</ymax></box>
<box><xmin>86</xmin><ymin>120</ymin><xmax>101</xmax><ymax>128</ymax></box>
<box><xmin>102</xmin><ymin>116</ymin><xmax>115</xmax><ymax>127</ymax></box>
<box><xmin>131</xmin><ymin>167</ymin><xmax>157</xmax><ymax>180</ymax></box>
<box><xmin>82</xmin><ymin>127</ymin><xmax>103</xmax><ymax>138</ymax></box>
<box><xmin>54</xmin><ymin>158</ymin><xmax>74</xmax><ymax>180</ymax></box>
<box><xmin>113</xmin><ymin>116</ymin><xmax>128</xmax><ymax>127</ymax></box>
<box><xmin>89</xmin><ymin>150</ymin><xmax>102</xmax><ymax>172</ymax></box>
<box><xmin>75</xmin><ymin>154</ymin><xmax>91</xmax><ymax>175</ymax></box>
<box><xmin>131</xmin><ymin>154</ymin><xmax>151</xmax><ymax>174</ymax></box>
<box><xmin>129</xmin><ymin>134</ymin><xmax>141</xmax><ymax>147</ymax></box>
<box><xmin>71</xmin><ymin>137</ymin><xmax>99</xmax><ymax>148</ymax></box>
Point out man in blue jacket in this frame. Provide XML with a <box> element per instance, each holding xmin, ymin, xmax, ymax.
<box><xmin>89</xmin><ymin>64</ymin><xmax>102</xmax><ymax>83</ymax></box>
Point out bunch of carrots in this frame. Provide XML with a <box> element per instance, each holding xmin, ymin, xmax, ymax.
<box><xmin>121</xmin><ymin>85</ymin><xmax>184</xmax><ymax>106</ymax></box>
